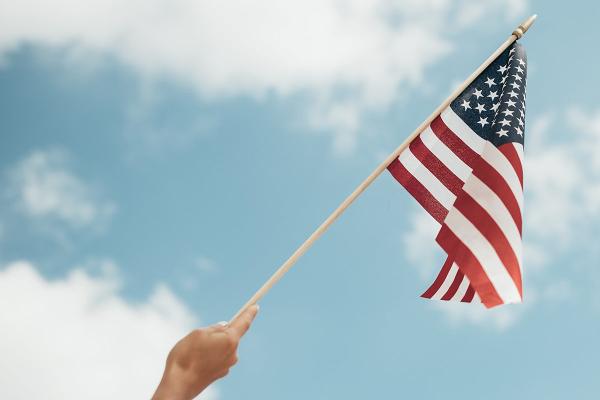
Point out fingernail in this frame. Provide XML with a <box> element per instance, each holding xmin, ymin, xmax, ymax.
<box><xmin>218</xmin><ymin>321</ymin><xmax>229</xmax><ymax>327</ymax></box>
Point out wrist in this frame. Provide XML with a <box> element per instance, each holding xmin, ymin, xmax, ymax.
<box><xmin>152</xmin><ymin>364</ymin><xmax>208</xmax><ymax>400</ymax></box>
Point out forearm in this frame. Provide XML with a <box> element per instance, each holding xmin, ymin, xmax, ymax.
<box><xmin>152</xmin><ymin>360</ymin><xmax>211</xmax><ymax>400</ymax></box>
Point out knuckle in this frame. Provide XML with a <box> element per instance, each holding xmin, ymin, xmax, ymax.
<box><xmin>218</xmin><ymin>368</ymin><xmax>230</xmax><ymax>378</ymax></box>
<box><xmin>189</xmin><ymin>328</ymin><xmax>204</xmax><ymax>341</ymax></box>
<box><xmin>188</xmin><ymin>329</ymin><xmax>208</xmax><ymax>350</ymax></box>
<box><xmin>225</xmin><ymin>333</ymin><xmax>238</xmax><ymax>349</ymax></box>
<box><xmin>242</xmin><ymin>320</ymin><xmax>251</xmax><ymax>331</ymax></box>
<box><xmin>166</xmin><ymin>347</ymin><xmax>178</xmax><ymax>363</ymax></box>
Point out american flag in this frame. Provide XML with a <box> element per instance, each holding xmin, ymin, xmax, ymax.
<box><xmin>388</xmin><ymin>43</ymin><xmax>527</xmax><ymax>308</ymax></box>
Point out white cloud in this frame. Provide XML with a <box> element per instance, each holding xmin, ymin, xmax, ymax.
<box><xmin>431</xmin><ymin>301</ymin><xmax>525</xmax><ymax>331</ymax></box>
<box><xmin>567</xmin><ymin>108</ymin><xmax>600</xmax><ymax>203</ymax></box>
<box><xmin>402</xmin><ymin>210</ymin><xmax>444</xmax><ymax>280</ymax></box>
<box><xmin>525</xmin><ymin>140</ymin><xmax>583</xmax><ymax>242</ymax></box>
<box><xmin>8</xmin><ymin>149</ymin><xmax>115</xmax><ymax>229</ymax></box>
<box><xmin>522</xmin><ymin>109</ymin><xmax>600</xmax><ymax>309</ymax></box>
<box><xmin>453</xmin><ymin>0</ymin><xmax>526</xmax><ymax>28</ymax></box>
<box><xmin>0</xmin><ymin>260</ymin><xmax>218</xmax><ymax>400</ymax></box>
<box><xmin>0</xmin><ymin>0</ymin><xmax>528</xmax><ymax>154</ymax></box>
<box><xmin>525</xmin><ymin>110</ymin><xmax>600</xmax><ymax>243</ymax></box>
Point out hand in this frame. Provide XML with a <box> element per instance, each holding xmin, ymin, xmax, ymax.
<box><xmin>152</xmin><ymin>305</ymin><xmax>259</xmax><ymax>400</ymax></box>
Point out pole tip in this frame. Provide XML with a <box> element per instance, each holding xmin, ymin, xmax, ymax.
<box><xmin>512</xmin><ymin>14</ymin><xmax>538</xmax><ymax>39</ymax></box>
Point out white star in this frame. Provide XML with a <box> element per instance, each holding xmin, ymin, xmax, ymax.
<box><xmin>514</xmin><ymin>74</ymin><xmax>523</xmax><ymax>82</ymax></box>
<box><xmin>491</xmin><ymin>102</ymin><xmax>500</xmax><ymax>112</ymax></box>
<box><xmin>501</xmin><ymin>75</ymin><xmax>508</xmax><ymax>84</ymax></box>
<box><xmin>498</xmin><ymin>64</ymin><xmax>508</xmax><ymax>74</ymax></box>
<box><xmin>460</xmin><ymin>99</ymin><xmax>471</xmax><ymax>111</ymax></box>
<box><xmin>502</xmin><ymin>109</ymin><xmax>514</xmax><ymax>116</ymax></box>
<box><xmin>473</xmin><ymin>88</ymin><xmax>483</xmax><ymax>99</ymax></box>
<box><xmin>506</xmin><ymin>99</ymin><xmax>517</xmax><ymax>107</ymax></box>
<box><xmin>509</xmin><ymin>90</ymin><xmax>519</xmax><ymax>98</ymax></box>
<box><xmin>518</xmin><ymin>58</ymin><xmax>526</xmax><ymax>66</ymax></box>
<box><xmin>500</xmin><ymin>118</ymin><xmax>511</xmax><ymax>127</ymax></box>
<box><xmin>516</xmin><ymin>126</ymin><xmax>523</xmax><ymax>136</ymax></box>
<box><xmin>516</xmin><ymin>65</ymin><xmax>524</xmax><ymax>74</ymax></box>
<box><xmin>487</xmin><ymin>90</ymin><xmax>499</xmax><ymax>101</ymax></box>
<box><xmin>475</xmin><ymin>103</ymin><xmax>486</xmax><ymax>113</ymax></box>
<box><xmin>485</xmin><ymin>77</ymin><xmax>496</xmax><ymax>88</ymax></box>
<box><xmin>509</xmin><ymin>47</ymin><xmax>516</xmax><ymax>54</ymax></box>
<box><xmin>496</xmin><ymin>128</ymin><xmax>509</xmax><ymax>137</ymax></box>
<box><xmin>518</xmin><ymin>117</ymin><xmax>525</xmax><ymax>126</ymax></box>
<box><xmin>511</xmin><ymin>82</ymin><xmax>520</xmax><ymax>89</ymax></box>
<box><xmin>477</xmin><ymin>117</ymin><xmax>489</xmax><ymax>127</ymax></box>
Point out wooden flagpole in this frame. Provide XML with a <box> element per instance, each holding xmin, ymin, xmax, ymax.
<box><xmin>230</xmin><ymin>14</ymin><xmax>537</xmax><ymax>322</ymax></box>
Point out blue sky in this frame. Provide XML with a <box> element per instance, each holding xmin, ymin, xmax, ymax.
<box><xmin>1</xmin><ymin>1</ymin><xmax>600</xmax><ymax>399</ymax></box>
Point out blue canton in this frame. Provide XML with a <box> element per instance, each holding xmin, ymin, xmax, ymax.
<box><xmin>450</xmin><ymin>43</ymin><xmax>527</xmax><ymax>147</ymax></box>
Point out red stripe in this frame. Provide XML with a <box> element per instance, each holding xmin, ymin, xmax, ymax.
<box><xmin>461</xmin><ymin>285</ymin><xmax>476</xmax><ymax>302</ymax></box>
<box><xmin>431</xmin><ymin>115</ymin><xmax>522</xmax><ymax>234</ymax></box>
<box><xmin>497</xmin><ymin>143</ymin><xmax>523</xmax><ymax>188</ymax></box>
<box><xmin>409</xmin><ymin>135</ymin><xmax>464</xmax><ymax>195</ymax></box>
<box><xmin>471</xmin><ymin>155</ymin><xmax>523</xmax><ymax>236</ymax></box>
<box><xmin>436</xmin><ymin>224</ymin><xmax>504</xmax><ymax>308</ymax></box>
<box><xmin>441</xmin><ymin>269</ymin><xmax>465</xmax><ymax>300</ymax></box>
<box><xmin>430</xmin><ymin>115</ymin><xmax>478</xmax><ymax>167</ymax></box>
<box><xmin>454</xmin><ymin>190</ymin><xmax>523</xmax><ymax>296</ymax></box>
<box><xmin>421</xmin><ymin>257</ymin><xmax>454</xmax><ymax>299</ymax></box>
<box><xmin>387</xmin><ymin>158</ymin><xmax>447</xmax><ymax>223</ymax></box>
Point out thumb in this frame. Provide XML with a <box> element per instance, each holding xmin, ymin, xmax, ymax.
<box><xmin>228</xmin><ymin>304</ymin><xmax>259</xmax><ymax>340</ymax></box>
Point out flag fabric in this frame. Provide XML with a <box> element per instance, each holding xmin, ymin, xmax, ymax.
<box><xmin>388</xmin><ymin>42</ymin><xmax>527</xmax><ymax>308</ymax></box>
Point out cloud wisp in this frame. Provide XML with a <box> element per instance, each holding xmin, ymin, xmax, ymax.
<box><xmin>6</xmin><ymin>149</ymin><xmax>115</xmax><ymax>230</ymax></box>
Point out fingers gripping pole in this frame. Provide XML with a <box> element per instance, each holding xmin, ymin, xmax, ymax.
<box><xmin>230</xmin><ymin>14</ymin><xmax>537</xmax><ymax>322</ymax></box>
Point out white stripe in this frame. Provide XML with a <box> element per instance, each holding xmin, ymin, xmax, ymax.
<box><xmin>430</xmin><ymin>263</ymin><xmax>458</xmax><ymax>300</ymax></box>
<box><xmin>420</xmin><ymin>126</ymin><xmax>472</xmax><ymax>182</ymax></box>
<box><xmin>445</xmin><ymin>208</ymin><xmax>522</xmax><ymax>304</ymax></box>
<box><xmin>441</xmin><ymin>107</ymin><xmax>486</xmax><ymax>154</ymax></box>
<box><xmin>513</xmin><ymin>142</ymin><xmax>524</xmax><ymax>166</ymax></box>
<box><xmin>480</xmin><ymin>143</ymin><xmax>524</xmax><ymax>210</ymax></box>
<box><xmin>450</xmin><ymin>273</ymin><xmax>471</xmax><ymax>301</ymax></box>
<box><xmin>398</xmin><ymin>148</ymin><xmax>456</xmax><ymax>210</ymax></box>
<box><xmin>440</xmin><ymin>107</ymin><xmax>524</xmax><ymax>215</ymax></box>
<box><xmin>463</xmin><ymin>175</ymin><xmax>523</xmax><ymax>268</ymax></box>
<box><xmin>513</xmin><ymin>142</ymin><xmax>525</xmax><ymax>215</ymax></box>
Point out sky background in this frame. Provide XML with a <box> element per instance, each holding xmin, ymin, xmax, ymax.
<box><xmin>1</xmin><ymin>1</ymin><xmax>600</xmax><ymax>399</ymax></box>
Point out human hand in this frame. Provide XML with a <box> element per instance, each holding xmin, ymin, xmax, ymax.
<box><xmin>152</xmin><ymin>304</ymin><xmax>259</xmax><ymax>400</ymax></box>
